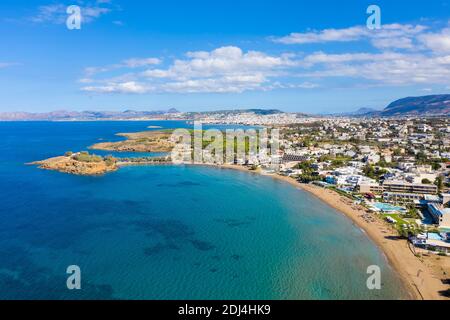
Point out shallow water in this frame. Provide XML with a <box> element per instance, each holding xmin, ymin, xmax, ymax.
<box><xmin>0</xmin><ymin>121</ymin><xmax>409</xmax><ymax>299</ymax></box>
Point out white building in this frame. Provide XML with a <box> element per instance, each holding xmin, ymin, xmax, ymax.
<box><xmin>428</xmin><ymin>204</ymin><xmax>450</xmax><ymax>229</ymax></box>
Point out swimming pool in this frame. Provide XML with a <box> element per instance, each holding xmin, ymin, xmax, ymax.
<box><xmin>372</xmin><ymin>202</ymin><xmax>406</xmax><ymax>212</ymax></box>
<box><xmin>428</xmin><ymin>233</ymin><xmax>444</xmax><ymax>241</ymax></box>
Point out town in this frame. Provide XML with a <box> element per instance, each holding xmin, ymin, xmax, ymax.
<box><xmin>193</xmin><ymin>113</ymin><xmax>450</xmax><ymax>256</ymax></box>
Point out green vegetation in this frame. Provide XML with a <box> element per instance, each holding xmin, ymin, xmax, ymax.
<box><xmin>294</xmin><ymin>160</ymin><xmax>314</xmax><ymax>171</ymax></box>
<box><xmin>73</xmin><ymin>151</ymin><xmax>103</xmax><ymax>163</ymax></box>
<box><xmin>405</xmin><ymin>205</ymin><xmax>420</xmax><ymax>219</ymax></box>
<box><xmin>363</xmin><ymin>164</ymin><xmax>389</xmax><ymax>181</ymax></box>
<box><xmin>119</xmin><ymin>156</ymin><xmax>169</xmax><ymax>163</ymax></box>
<box><xmin>104</xmin><ymin>155</ymin><xmax>118</xmax><ymax>166</ymax></box>
<box><xmin>432</xmin><ymin>162</ymin><xmax>442</xmax><ymax>171</ymax></box>
<box><xmin>178</xmin><ymin>129</ymin><xmax>278</xmax><ymax>159</ymax></box>
<box><xmin>376</xmin><ymin>159</ymin><xmax>398</xmax><ymax>168</ymax></box>
<box><xmin>292</xmin><ymin>160</ymin><xmax>325</xmax><ymax>183</ymax></box>
<box><xmin>396</xmin><ymin>221</ymin><xmax>423</xmax><ymax>238</ymax></box>
<box><xmin>297</xmin><ymin>174</ymin><xmax>323</xmax><ymax>183</ymax></box>
<box><xmin>317</xmin><ymin>155</ymin><xmax>352</xmax><ymax>169</ymax></box>
<box><xmin>383</xmin><ymin>212</ymin><xmax>422</xmax><ymax>238</ymax></box>
<box><xmin>435</xmin><ymin>176</ymin><xmax>444</xmax><ymax>192</ymax></box>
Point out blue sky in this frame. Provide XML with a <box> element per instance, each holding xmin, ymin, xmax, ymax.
<box><xmin>1</xmin><ymin>0</ymin><xmax>450</xmax><ymax>113</ymax></box>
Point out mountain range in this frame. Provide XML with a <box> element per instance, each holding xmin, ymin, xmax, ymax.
<box><xmin>377</xmin><ymin>94</ymin><xmax>450</xmax><ymax>116</ymax></box>
<box><xmin>0</xmin><ymin>108</ymin><xmax>180</xmax><ymax>121</ymax></box>
<box><xmin>1</xmin><ymin>94</ymin><xmax>450</xmax><ymax>120</ymax></box>
<box><xmin>331</xmin><ymin>95</ymin><xmax>450</xmax><ymax>117</ymax></box>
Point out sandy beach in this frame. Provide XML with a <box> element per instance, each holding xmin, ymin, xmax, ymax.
<box><xmin>214</xmin><ymin>164</ymin><xmax>449</xmax><ymax>300</ymax></box>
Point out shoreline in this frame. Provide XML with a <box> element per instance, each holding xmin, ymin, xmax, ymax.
<box><xmin>30</xmin><ymin>156</ymin><xmax>448</xmax><ymax>300</ymax></box>
<box><xmin>209</xmin><ymin>164</ymin><xmax>448</xmax><ymax>300</ymax></box>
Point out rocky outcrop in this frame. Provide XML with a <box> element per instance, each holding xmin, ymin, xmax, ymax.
<box><xmin>32</xmin><ymin>155</ymin><xmax>118</xmax><ymax>176</ymax></box>
<box><xmin>90</xmin><ymin>131</ymin><xmax>176</xmax><ymax>153</ymax></box>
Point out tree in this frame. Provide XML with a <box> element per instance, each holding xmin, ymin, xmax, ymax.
<box><xmin>396</xmin><ymin>225</ymin><xmax>410</xmax><ymax>239</ymax></box>
<box><xmin>416</xmin><ymin>151</ymin><xmax>427</xmax><ymax>163</ymax></box>
<box><xmin>422</xmin><ymin>178</ymin><xmax>432</xmax><ymax>185</ymax></box>
<box><xmin>104</xmin><ymin>155</ymin><xmax>117</xmax><ymax>166</ymax></box>
<box><xmin>432</xmin><ymin>162</ymin><xmax>441</xmax><ymax>171</ymax></box>
<box><xmin>363</xmin><ymin>164</ymin><xmax>376</xmax><ymax>179</ymax></box>
<box><xmin>298</xmin><ymin>174</ymin><xmax>323</xmax><ymax>183</ymax></box>
<box><xmin>405</xmin><ymin>205</ymin><xmax>419</xmax><ymax>219</ymax></box>
<box><xmin>435</xmin><ymin>176</ymin><xmax>444</xmax><ymax>192</ymax></box>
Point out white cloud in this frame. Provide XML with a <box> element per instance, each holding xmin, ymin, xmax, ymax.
<box><xmin>419</xmin><ymin>28</ymin><xmax>450</xmax><ymax>53</ymax></box>
<box><xmin>31</xmin><ymin>2</ymin><xmax>112</xmax><ymax>24</ymax></box>
<box><xmin>31</xmin><ymin>4</ymin><xmax>66</xmax><ymax>24</ymax></box>
<box><xmin>81</xmin><ymin>22</ymin><xmax>450</xmax><ymax>94</ymax></box>
<box><xmin>272</xmin><ymin>23</ymin><xmax>427</xmax><ymax>50</ymax></box>
<box><xmin>267</xmin><ymin>22</ymin><xmax>450</xmax><ymax>88</ymax></box>
<box><xmin>81</xmin><ymin>7</ymin><xmax>111</xmax><ymax>22</ymax></box>
<box><xmin>299</xmin><ymin>51</ymin><xmax>450</xmax><ymax>85</ymax></box>
<box><xmin>123</xmin><ymin>58</ymin><xmax>161</xmax><ymax>68</ymax></box>
<box><xmin>371</xmin><ymin>37</ymin><xmax>414</xmax><ymax>49</ymax></box>
<box><xmin>142</xmin><ymin>46</ymin><xmax>295</xmax><ymax>80</ymax></box>
<box><xmin>0</xmin><ymin>62</ymin><xmax>18</xmax><ymax>68</ymax></box>
<box><xmin>83</xmin><ymin>46</ymin><xmax>300</xmax><ymax>94</ymax></box>
<box><xmin>83</xmin><ymin>81</ymin><xmax>150</xmax><ymax>94</ymax></box>
<box><xmin>112</xmin><ymin>20</ymin><xmax>124</xmax><ymax>26</ymax></box>
<box><xmin>160</xmin><ymin>74</ymin><xmax>268</xmax><ymax>93</ymax></box>
<box><xmin>84</xmin><ymin>57</ymin><xmax>161</xmax><ymax>76</ymax></box>
<box><xmin>273</xmin><ymin>26</ymin><xmax>369</xmax><ymax>44</ymax></box>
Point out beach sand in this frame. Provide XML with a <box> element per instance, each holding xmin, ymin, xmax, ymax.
<box><xmin>214</xmin><ymin>164</ymin><xmax>449</xmax><ymax>300</ymax></box>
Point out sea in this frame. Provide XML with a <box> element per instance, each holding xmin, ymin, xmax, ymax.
<box><xmin>0</xmin><ymin>121</ymin><xmax>409</xmax><ymax>299</ymax></box>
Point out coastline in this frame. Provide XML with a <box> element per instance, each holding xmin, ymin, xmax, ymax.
<box><xmin>29</xmin><ymin>153</ymin><xmax>448</xmax><ymax>300</ymax></box>
<box><xmin>211</xmin><ymin>164</ymin><xmax>448</xmax><ymax>300</ymax></box>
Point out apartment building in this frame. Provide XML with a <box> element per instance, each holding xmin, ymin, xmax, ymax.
<box><xmin>383</xmin><ymin>181</ymin><xmax>438</xmax><ymax>194</ymax></box>
<box><xmin>427</xmin><ymin>204</ymin><xmax>450</xmax><ymax>228</ymax></box>
<box><xmin>383</xmin><ymin>192</ymin><xmax>423</xmax><ymax>203</ymax></box>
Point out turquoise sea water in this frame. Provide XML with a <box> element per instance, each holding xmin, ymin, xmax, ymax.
<box><xmin>0</xmin><ymin>121</ymin><xmax>409</xmax><ymax>299</ymax></box>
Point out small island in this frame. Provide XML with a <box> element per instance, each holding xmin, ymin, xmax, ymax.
<box><xmin>90</xmin><ymin>130</ymin><xmax>175</xmax><ymax>153</ymax></box>
<box><xmin>31</xmin><ymin>151</ymin><xmax>119</xmax><ymax>176</ymax></box>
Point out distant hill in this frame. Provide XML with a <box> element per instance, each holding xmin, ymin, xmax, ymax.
<box><xmin>352</xmin><ymin>107</ymin><xmax>378</xmax><ymax>115</ymax></box>
<box><xmin>246</xmin><ymin>109</ymin><xmax>284</xmax><ymax>115</ymax></box>
<box><xmin>204</xmin><ymin>109</ymin><xmax>283</xmax><ymax>115</ymax></box>
<box><xmin>185</xmin><ymin>109</ymin><xmax>285</xmax><ymax>117</ymax></box>
<box><xmin>0</xmin><ymin>109</ymin><xmax>180</xmax><ymax>121</ymax></box>
<box><xmin>329</xmin><ymin>107</ymin><xmax>378</xmax><ymax>117</ymax></box>
<box><xmin>379</xmin><ymin>94</ymin><xmax>450</xmax><ymax>116</ymax></box>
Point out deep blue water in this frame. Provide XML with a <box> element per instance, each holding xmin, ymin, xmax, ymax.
<box><xmin>0</xmin><ymin>121</ymin><xmax>409</xmax><ymax>299</ymax></box>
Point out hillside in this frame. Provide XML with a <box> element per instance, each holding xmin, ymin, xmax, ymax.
<box><xmin>380</xmin><ymin>95</ymin><xmax>450</xmax><ymax>116</ymax></box>
<box><xmin>0</xmin><ymin>109</ymin><xmax>180</xmax><ymax>121</ymax></box>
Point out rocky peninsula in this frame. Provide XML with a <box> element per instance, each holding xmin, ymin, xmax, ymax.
<box><xmin>31</xmin><ymin>152</ymin><xmax>118</xmax><ymax>176</ymax></box>
<box><xmin>90</xmin><ymin>130</ymin><xmax>175</xmax><ymax>153</ymax></box>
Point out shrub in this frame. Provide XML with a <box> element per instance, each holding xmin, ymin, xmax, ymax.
<box><xmin>73</xmin><ymin>152</ymin><xmax>103</xmax><ymax>163</ymax></box>
<box><xmin>104</xmin><ymin>155</ymin><xmax>117</xmax><ymax>166</ymax></box>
